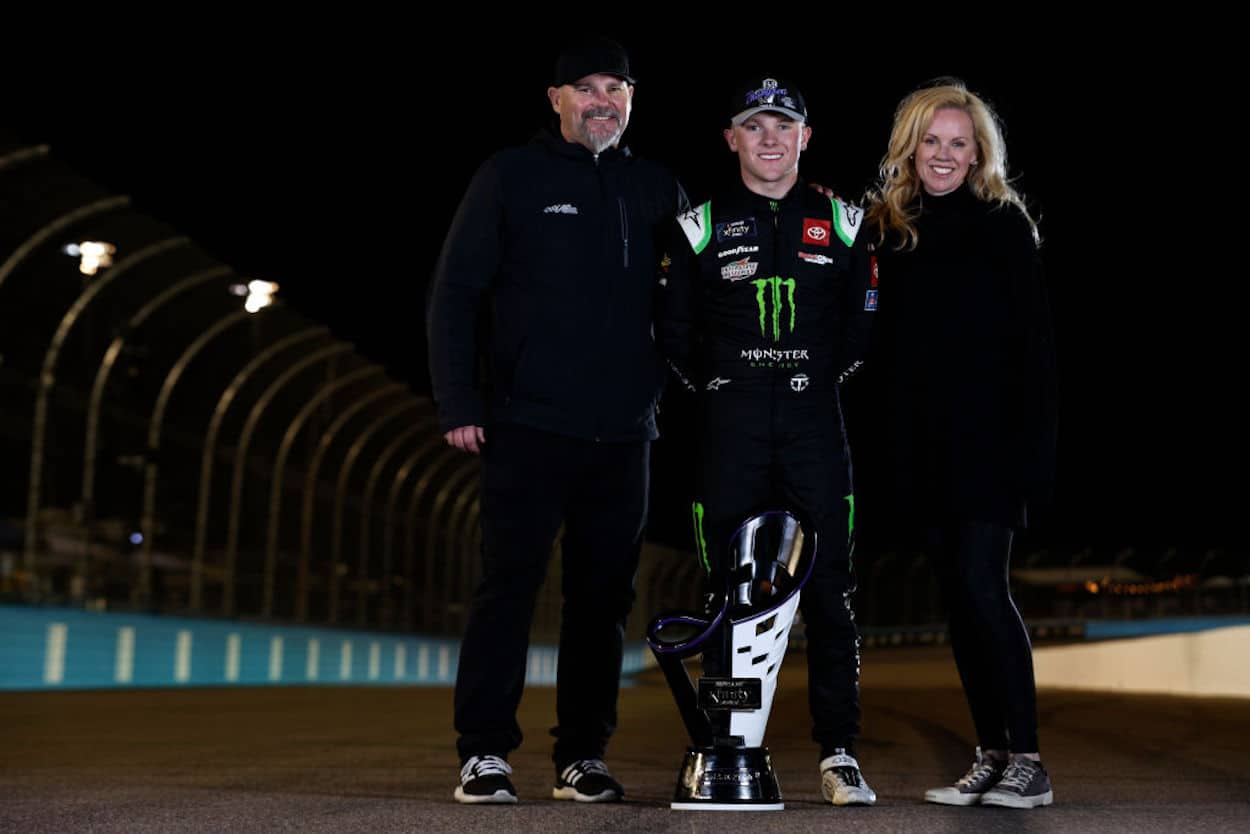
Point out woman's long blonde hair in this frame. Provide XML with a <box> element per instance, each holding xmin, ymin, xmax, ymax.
<box><xmin>866</xmin><ymin>79</ymin><xmax>1037</xmax><ymax>250</ymax></box>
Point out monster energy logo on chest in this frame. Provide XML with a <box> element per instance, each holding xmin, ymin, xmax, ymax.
<box><xmin>751</xmin><ymin>276</ymin><xmax>796</xmax><ymax>341</ymax></box>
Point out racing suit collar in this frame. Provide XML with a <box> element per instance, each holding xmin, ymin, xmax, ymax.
<box><xmin>732</xmin><ymin>174</ymin><xmax>806</xmax><ymax>211</ymax></box>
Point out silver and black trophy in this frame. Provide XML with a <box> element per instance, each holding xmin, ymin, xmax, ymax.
<box><xmin>646</xmin><ymin>510</ymin><xmax>815</xmax><ymax>811</ymax></box>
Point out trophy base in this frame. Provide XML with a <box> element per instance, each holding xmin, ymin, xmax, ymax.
<box><xmin>670</xmin><ymin>745</ymin><xmax>783</xmax><ymax>811</ymax></box>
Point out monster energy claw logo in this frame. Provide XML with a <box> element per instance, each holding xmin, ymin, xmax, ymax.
<box><xmin>692</xmin><ymin>502</ymin><xmax>709</xmax><ymax>573</ymax></box>
<box><xmin>751</xmin><ymin>276</ymin><xmax>796</xmax><ymax>341</ymax></box>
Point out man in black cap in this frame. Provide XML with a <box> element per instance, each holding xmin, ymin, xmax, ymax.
<box><xmin>428</xmin><ymin>36</ymin><xmax>686</xmax><ymax>805</ymax></box>
<box><xmin>658</xmin><ymin>76</ymin><xmax>878</xmax><ymax>805</ymax></box>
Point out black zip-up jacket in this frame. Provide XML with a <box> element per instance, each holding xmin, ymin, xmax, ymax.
<box><xmin>427</xmin><ymin>128</ymin><xmax>686</xmax><ymax>441</ymax></box>
<box><xmin>658</xmin><ymin>178</ymin><xmax>874</xmax><ymax>396</ymax></box>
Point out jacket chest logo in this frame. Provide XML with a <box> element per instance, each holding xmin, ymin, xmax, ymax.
<box><xmin>720</xmin><ymin>258</ymin><xmax>759</xmax><ymax>282</ymax></box>
<box><xmin>715</xmin><ymin>217</ymin><xmax>757</xmax><ymax>242</ymax></box>
<box><xmin>802</xmin><ymin>218</ymin><xmax>831</xmax><ymax>246</ymax></box>
<box><xmin>543</xmin><ymin>203</ymin><xmax>579</xmax><ymax>215</ymax></box>
<box><xmin>717</xmin><ymin>244</ymin><xmax>759</xmax><ymax>259</ymax></box>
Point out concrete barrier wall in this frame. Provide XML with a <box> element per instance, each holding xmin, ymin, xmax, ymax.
<box><xmin>1034</xmin><ymin>624</ymin><xmax>1250</xmax><ymax>698</ymax></box>
<box><xmin>7</xmin><ymin>603</ymin><xmax>1247</xmax><ymax>696</ymax></box>
<box><xmin>0</xmin><ymin>604</ymin><xmax>654</xmax><ymax>691</ymax></box>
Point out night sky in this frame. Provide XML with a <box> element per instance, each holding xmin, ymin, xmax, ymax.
<box><xmin>9</xmin><ymin>25</ymin><xmax>1241</xmax><ymax>554</ymax></box>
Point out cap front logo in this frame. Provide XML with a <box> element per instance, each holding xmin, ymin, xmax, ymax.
<box><xmin>746</xmin><ymin>78</ymin><xmax>787</xmax><ymax>106</ymax></box>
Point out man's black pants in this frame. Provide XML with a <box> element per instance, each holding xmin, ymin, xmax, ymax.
<box><xmin>454</xmin><ymin>422</ymin><xmax>648</xmax><ymax>767</ymax></box>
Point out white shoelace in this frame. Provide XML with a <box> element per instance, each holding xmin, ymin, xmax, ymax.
<box><xmin>461</xmin><ymin>754</ymin><xmax>512</xmax><ymax>783</ymax></box>
<box><xmin>957</xmin><ymin>760</ymin><xmax>1000</xmax><ymax>789</ymax></box>
<box><xmin>994</xmin><ymin>759</ymin><xmax>1039</xmax><ymax>792</ymax></box>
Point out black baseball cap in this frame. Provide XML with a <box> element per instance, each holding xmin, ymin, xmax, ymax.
<box><xmin>553</xmin><ymin>36</ymin><xmax>634</xmax><ymax>87</ymax></box>
<box><xmin>730</xmin><ymin>77</ymin><xmax>808</xmax><ymax>125</ymax></box>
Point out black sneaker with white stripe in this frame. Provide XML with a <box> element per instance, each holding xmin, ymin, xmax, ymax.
<box><xmin>552</xmin><ymin>758</ymin><xmax>624</xmax><ymax>802</ymax></box>
<box><xmin>980</xmin><ymin>757</ymin><xmax>1054</xmax><ymax>809</ymax></box>
<box><xmin>454</xmin><ymin>754</ymin><xmax>517</xmax><ymax>804</ymax></box>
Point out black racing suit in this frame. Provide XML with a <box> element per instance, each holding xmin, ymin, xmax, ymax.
<box><xmin>658</xmin><ymin>177</ymin><xmax>875</xmax><ymax>756</ymax></box>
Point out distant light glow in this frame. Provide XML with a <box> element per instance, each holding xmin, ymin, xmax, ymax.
<box><xmin>1084</xmin><ymin>574</ymin><xmax>1197</xmax><ymax>596</ymax></box>
<box><xmin>128</xmin><ymin>532</ymin><xmax>144</xmax><ymax>545</ymax></box>
<box><xmin>63</xmin><ymin>240</ymin><xmax>116</xmax><ymax>276</ymax></box>
<box><xmin>233</xmin><ymin>279</ymin><xmax>280</xmax><ymax>313</ymax></box>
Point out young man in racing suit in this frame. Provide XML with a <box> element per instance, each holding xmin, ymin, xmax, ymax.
<box><xmin>658</xmin><ymin>76</ymin><xmax>877</xmax><ymax>806</ymax></box>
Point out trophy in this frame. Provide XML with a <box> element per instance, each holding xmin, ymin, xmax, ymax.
<box><xmin>646</xmin><ymin>510</ymin><xmax>815</xmax><ymax>811</ymax></box>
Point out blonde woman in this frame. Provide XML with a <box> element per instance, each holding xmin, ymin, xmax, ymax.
<box><xmin>866</xmin><ymin>79</ymin><xmax>1058</xmax><ymax>809</ymax></box>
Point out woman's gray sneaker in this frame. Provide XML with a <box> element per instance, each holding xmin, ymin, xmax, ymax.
<box><xmin>924</xmin><ymin>746</ymin><xmax>1007</xmax><ymax>806</ymax></box>
<box><xmin>980</xmin><ymin>758</ymin><xmax>1054</xmax><ymax>809</ymax></box>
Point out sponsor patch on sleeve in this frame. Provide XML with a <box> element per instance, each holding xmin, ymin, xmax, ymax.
<box><xmin>830</xmin><ymin>197</ymin><xmax>863</xmax><ymax>247</ymax></box>
<box><xmin>864</xmin><ymin>289</ymin><xmax>878</xmax><ymax>311</ymax></box>
<box><xmin>678</xmin><ymin>202</ymin><xmax>714</xmax><ymax>254</ymax></box>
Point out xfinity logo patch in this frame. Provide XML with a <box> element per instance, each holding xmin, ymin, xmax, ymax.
<box><xmin>720</xmin><ymin>258</ymin><xmax>759</xmax><ymax>282</ymax></box>
<box><xmin>803</xmin><ymin>218</ymin><xmax>831</xmax><ymax>246</ymax></box>
<box><xmin>864</xmin><ymin>290</ymin><xmax>878</xmax><ymax>311</ymax></box>
<box><xmin>543</xmin><ymin>203</ymin><xmax>579</xmax><ymax>215</ymax></box>
<box><xmin>718</xmin><ymin>245</ymin><xmax>760</xmax><ymax>259</ymax></box>
<box><xmin>798</xmin><ymin>252</ymin><xmax>834</xmax><ymax>266</ymax></box>
<box><xmin>715</xmin><ymin>218</ymin><xmax>757</xmax><ymax>242</ymax></box>
<box><xmin>790</xmin><ymin>373</ymin><xmax>810</xmax><ymax>392</ymax></box>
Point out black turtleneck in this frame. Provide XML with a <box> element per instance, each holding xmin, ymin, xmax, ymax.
<box><xmin>873</xmin><ymin>184</ymin><xmax>1057</xmax><ymax>528</ymax></box>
